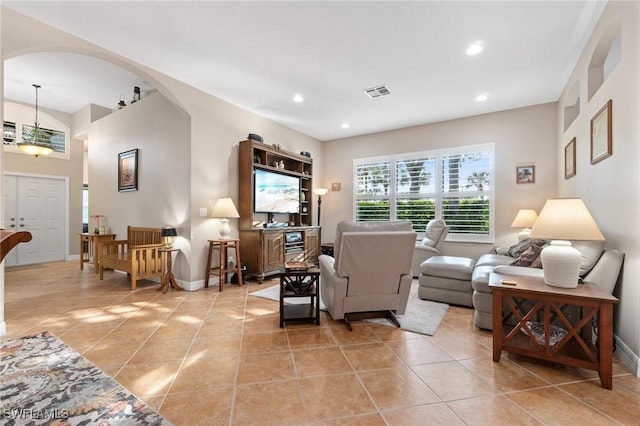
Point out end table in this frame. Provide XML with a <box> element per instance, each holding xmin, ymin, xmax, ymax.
<box><xmin>279</xmin><ymin>266</ymin><xmax>320</xmax><ymax>327</ymax></box>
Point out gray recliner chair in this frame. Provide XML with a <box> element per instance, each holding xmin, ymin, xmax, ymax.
<box><xmin>319</xmin><ymin>220</ymin><xmax>417</xmax><ymax>330</ymax></box>
<box><xmin>411</xmin><ymin>219</ymin><xmax>449</xmax><ymax>278</ymax></box>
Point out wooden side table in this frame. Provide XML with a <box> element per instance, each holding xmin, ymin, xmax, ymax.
<box><xmin>490</xmin><ymin>272</ymin><xmax>618</xmax><ymax>389</ymax></box>
<box><xmin>158</xmin><ymin>247</ymin><xmax>182</xmax><ymax>294</ymax></box>
<box><xmin>79</xmin><ymin>233</ymin><xmax>116</xmax><ymax>273</ymax></box>
<box><xmin>279</xmin><ymin>266</ymin><xmax>320</xmax><ymax>327</ymax></box>
<box><xmin>205</xmin><ymin>239</ymin><xmax>243</xmax><ymax>291</ymax></box>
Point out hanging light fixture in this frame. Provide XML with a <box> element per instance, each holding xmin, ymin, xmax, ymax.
<box><xmin>17</xmin><ymin>84</ymin><xmax>53</xmax><ymax>157</ymax></box>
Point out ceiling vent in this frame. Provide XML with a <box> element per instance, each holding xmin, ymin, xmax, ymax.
<box><xmin>364</xmin><ymin>85</ymin><xmax>391</xmax><ymax>98</ymax></box>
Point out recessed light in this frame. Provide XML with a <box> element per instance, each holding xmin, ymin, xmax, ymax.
<box><xmin>341</xmin><ymin>122</ymin><xmax>350</xmax><ymax>129</ymax></box>
<box><xmin>475</xmin><ymin>93</ymin><xmax>488</xmax><ymax>102</ymax></box>
<box><xmin>293</xmin><ymin>94</ymin><xmax>304</xmax><ymax>103</ymax></box>
<box><xmin>466</xmin><ymin>42</ymin><xmax>484</xmax><ymax>56</ymax></box>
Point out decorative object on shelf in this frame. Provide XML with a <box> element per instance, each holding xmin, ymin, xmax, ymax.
<box><xmin>529</xmin><ymin>198</ymin><xmax>605</xmax><ymax>288</ymax></box>
<box><xmin>212</xmin><ymin>197</ymin><xmax>240</xmax><ymax>239</ymax></box>
<box><xmin>17</xmin><ymin>84</ymin><xmax>54</xmax><ymax>157</ymax></box>
<box><xmin>117</xmin><ymin>94</ymin><xmax>126</xmax><ymax>109</ymax></box>
<box><xmin>521</xmin><ymin>321</ymin><xmax>568</xmax><ymax>346</ymax></box>
<box><xmin>131</xmin><ymin>86</ymin><xmax>141</xmax><ymax>103</ymax></box>
<box><xmin>118</xmin><ymin>149</ymin><xmax>139</xmax><ymax>192</ymax></box>
<box><xmin>272</xmin><ymin>143</ymin><xmax>281</xmax><ymax>150</ymax></box>
<box><xmin>90</xmin><ymin>215</ymin><xmax>106</xmax><ymax>234</ymax></box>
<box><xmin>253</xmin><ymin>154</ymin><xmax>261</xmax><ymax>164</ymax></box>
<box><xmin>300</xmin><ymin>191</ymin><xmax>306</xmax><ymax>202</ymax></box>
<box><xmin>314</xmin><ymin>187</ymin><xmax>329</xmax><ymax>226</ymax></box>
<box><xmin>279</xmin><ymin>160</ymin><xmax>285</xmax><ymax>169</ymax></box>
<box><xmin>511</xmin><ymin>209</ymin><xmax>538</xmax><ymax>241</ymax></box>
<box><xmin>300</xmin><ymin>151</ymin><xmax>311</xmax><ymax>157</ymax></box>
<box><xmin>590</xmin><ymin>99</ymin><xmax>612</xmax><ymax>164</ymax></box>
<box><xmin>516</xmin><ymin>165</ymin><xmax>535</xmax><ymax>184</ymax></box>
<box><xmin>161</xmin><ymin>226</ymin><xmax>177</xmax><ymax>248</ymax></box>
<box><xmin>565</xmin><ymin>138</ymin><xmax>576</xmax><ymax>179</ymax></box>
<box><xmin>248</xmin><ymin>133</ymin><xmax>263</xmax><ymax>142</ymax></box>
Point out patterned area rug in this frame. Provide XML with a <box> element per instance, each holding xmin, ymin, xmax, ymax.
<box><xmin>0</xmin><ymin>331</ymin><xmax>171</xmax><ymax>425</ymax></box>
<box><xmin>250</xmin><ymin>280</ymin><xmax>448</xmax><ymax>336</ymax></box>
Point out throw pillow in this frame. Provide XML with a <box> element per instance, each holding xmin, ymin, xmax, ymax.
<box><xmin>510</xmin><ymin>245</ymin><xmax>543</xmax><ymax>267</ymax></box>
<box><xmin>530</xmin><ymin>253</ymin><xmax>543</xmax><ymax>269</ymax></box>
<box><xmin>507</xmin><ymin>238</ymin><xmax>546</xmax><ymax>258</ymax></box>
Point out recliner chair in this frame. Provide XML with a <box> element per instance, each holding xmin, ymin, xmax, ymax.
<box><xmin>411</xmin><ymin>219</ymin><xmax>449</xmax><ymax>278</ymax></box>
<box><xmin>319</xmin><ymin>220</ymin><xmax>417</xmax><ymax>330</ymax></box>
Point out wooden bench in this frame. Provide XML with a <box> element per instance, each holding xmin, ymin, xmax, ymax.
<box><xmin>98</xmin><ymin>226</ymin><xmax>164</xmax><ymax>290</ymax></box>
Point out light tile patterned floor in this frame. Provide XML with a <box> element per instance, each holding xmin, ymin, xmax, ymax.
<box><xmin>3</xmin><ymin>261</ymin><xmax>639</xmax><ymax>425</ymax></box>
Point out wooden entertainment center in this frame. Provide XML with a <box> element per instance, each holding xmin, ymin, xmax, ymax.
<box><xmin>238</xmin><ymin>139</ymin><xmax>321</xmax><ymax>283</ymax></box>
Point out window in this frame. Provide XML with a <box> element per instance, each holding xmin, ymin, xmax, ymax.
<box><xmin>354</xmin><ymin>143</ymin><xmax>494</xmax><ymax>242</ymax></box>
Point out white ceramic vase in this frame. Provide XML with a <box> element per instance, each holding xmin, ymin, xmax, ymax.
<box><xmin>540</xmin><ymin>240</ymin><xmax>581</xmax><ymax>288</ymax></box>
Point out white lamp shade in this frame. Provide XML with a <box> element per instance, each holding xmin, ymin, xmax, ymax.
<box><xmin>314</xmin><ymin>187</ymin><xmax>329</xmax><ymax>196</ymax></box>
<box><xmin>529</xmin><ymin>198</ymin><xmax>604</xmax><ymax>288</ymax></box>
<box><xmin>211</xmin><ymin>198</ymin><xmax>240</xmax><ymax>219</ymax></box>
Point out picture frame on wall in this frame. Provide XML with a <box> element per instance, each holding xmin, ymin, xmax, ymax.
<box><xmin>590</xmin><ymin>99</ymin><xmax>612</xmax><ymax>164</ymax></box>
<box><xmin>118</xmin><ymin>149</ymin><xmax>138</xmax><ymax>192</ymax></box>
<box><xmin>565</xmin><ymin>138</ymin><xmax>576</xmax><ymax>179</ymax></box>
<box><xmin>516</xmin><ymin>165</ymin><xmax>535</xmax><ymax>184</ymax></box>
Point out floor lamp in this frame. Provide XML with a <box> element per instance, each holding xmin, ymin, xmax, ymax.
<box><xmin>314</xmin><ymin>188</ymin><xmax>328</xmax><ymax>226</ymax></box>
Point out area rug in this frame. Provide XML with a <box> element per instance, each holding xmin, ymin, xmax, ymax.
<box><xmin>0</xmin><ymin>331</ymin><xmax>172</xmax><ymax>425</ymax></box>
<box><xmin>250</xmin><ymin>280</ymin><xmax>448</xmax><ymax>336</ymax></box>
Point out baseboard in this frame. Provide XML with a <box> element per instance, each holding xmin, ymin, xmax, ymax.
<box><xmin>615</xmin><ymin>334</ymin><xmax>639</xmax><ymax>377</ymax></box>
<box><xmin>178</xmin><ymin>278</ymin><xmax>209</xmax><ymax>292</ymax></box>
<box><xmin>0</xmin><ymin>321</ymin><xmax>6</xmax><ymax>336</ymax></box>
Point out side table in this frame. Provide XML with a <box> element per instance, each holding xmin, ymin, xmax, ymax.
<box><xmin>490</xmin><ymin>272</ymin><xmax>618</xmax><ymax>389</ymax></box>
<box><xmin>158</xmin><ymin>248</ymin><xmax>182</xmax><ymax>294</ymax></box>
<box><xmin>205</xmin><ymin>239</ymin><xmax>243</xmax><ymax>291</ymax></box>
<box><xmin>279</xmin><ymin>266</ymin><xmax>320</xmax><ymax>327</ymax></box>
<box><xmin>79</xmin><ymin>233</ymin><xmax>116</xmax><ymax>273</ymax></box>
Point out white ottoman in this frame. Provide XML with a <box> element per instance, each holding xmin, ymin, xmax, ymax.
<box><xmin>418</xmin><ymin>256</ymin><xmax>475</xmax><ymax>307</ymax></box>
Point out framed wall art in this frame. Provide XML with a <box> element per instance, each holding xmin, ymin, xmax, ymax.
<box><xmin>565</xmin><ymin>138</ymin><xmax>576</xmax><ymax>179</ymax></box>
<box><xmin>590</xmin><ymin>99</ymin><xmax>612</xmax><ymax>164</ymax></box>
<box><xmin>118</xmin><ymin>149</ymin><xmax>138</xmax><ymax>192</ymax></box>
<box><xmin>516</xmin><ymin>165</ymin><xmax>535</xmax><ymax>184</ymax></box>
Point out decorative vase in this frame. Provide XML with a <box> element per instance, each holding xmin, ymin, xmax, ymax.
<box><xmin>540</xmin><ymin>240</ymin><xmax>581</xmax><ymax>288</ymax></box>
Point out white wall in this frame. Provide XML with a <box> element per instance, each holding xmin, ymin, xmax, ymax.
<box><xmin>321</xmin><ymin>102</ymin><xmax>558</xmax><ymax>260</ymax></box>
<box><xmin>557</xmin><ymin>0</ymin><xmax>640</xmax><ymax>371</ymax></box>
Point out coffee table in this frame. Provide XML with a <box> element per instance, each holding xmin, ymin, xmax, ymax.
<box><xmin>490</xmin><ymin>272</ymin><xmax>618</xmax><ymax>389</ymax></box>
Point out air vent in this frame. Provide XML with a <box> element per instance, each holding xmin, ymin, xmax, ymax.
<box><xmin>364</xmin><ymin>85</ymin><xmax>391</xmax><ymax>98</ymax></box>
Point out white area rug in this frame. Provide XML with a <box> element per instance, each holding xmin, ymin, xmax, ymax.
<box><xmin>249</xmin><ymin>280</ymin><xmax>448</xmax><ymax>336</ymax></box>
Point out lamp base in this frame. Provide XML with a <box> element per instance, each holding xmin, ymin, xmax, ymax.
<box><xmin>540</xmin><ymin>240</ymin><xmax>581</xmax><ymax>288</ymax></box>
<box><xmin>517</xmin><ymin>228</ymin><xmax>531</xmax><ymax>241</ymax></box>
<box><xmin>219</xmin><ymin>219</ymin><xmax>231</xmax><ymax>239</ymax></box>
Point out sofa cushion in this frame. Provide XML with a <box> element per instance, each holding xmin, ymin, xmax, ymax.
<box><xmin>420</xmin><ymin>256</ymin><xmax>475</xmax><ymax>280</ymax></box>
<box><xmin>475</xmin><ymin>253</ymin><xmax>514</xmax><ymax>268</ymax></box>
<box><xmin>423</xmin><ymin>219</ymin><xmax>446</xmax><ymax>247</ymax></box>
<box><xmin>507</xmin><ymin>238</ymin><xmax>547</xmax><ymax>258</ymax></box>
<box><xmin>510</xmin><ymin>245</ymin><xmax>543</xmax><ymax>267</ymax></box>
<box><xmin>572</xmin><ymin>240</ymin><xmax>605</xmax><ymax>276</ymax></box>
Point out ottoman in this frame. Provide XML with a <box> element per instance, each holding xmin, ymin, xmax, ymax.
<box><xmin>418</xmin><ymin>256</ymin><xmax>475</xmax><ymax>307</ymax></box>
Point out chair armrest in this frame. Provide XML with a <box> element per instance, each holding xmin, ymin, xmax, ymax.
<box><xmin>495</xmin><ymin>246</ymin><xmax>510</xmax><ymax>256</ymax></box>
<box><xmin>319</xmin><ymin>255</ymin><xmax>348</xmax><ymax>320</ymax></box>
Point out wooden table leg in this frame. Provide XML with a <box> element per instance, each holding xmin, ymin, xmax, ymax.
<box><xmin>493</xmin><ymin>289</ymin><xmax>503</xmax><ymax>362</ymax></box>
<box><xmin>205</xmin><ymin>241</ymin><xmax>213</xmax><ymax>288</ymax></box>
<box><xmin>598</xmin><ymin>302</ymin><xmax>614</xmax><ymax>390</ymax></box>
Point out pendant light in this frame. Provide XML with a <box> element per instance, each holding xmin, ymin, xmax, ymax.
<box><xmin>17</xmin><ymin>84</ymin><xmax>53</xmax><ymax>157</ymax></box>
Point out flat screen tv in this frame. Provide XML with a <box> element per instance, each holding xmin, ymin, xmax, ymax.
<box><xmin>254</xmin><ymin>169</ymin><xmax>300</xmax><ymax>214</ymax></box>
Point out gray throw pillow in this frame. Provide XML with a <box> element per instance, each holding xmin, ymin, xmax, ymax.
<box><xmin>510</xmin><ymin>245</ymin><xmax>543</xmax><ymax>267</ymax></box>
<box><xmin>507</xmin><ymin>238</ymin><xmax>546</xmax><ymax>258</ymax></box>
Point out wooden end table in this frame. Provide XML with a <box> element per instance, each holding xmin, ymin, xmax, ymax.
<box><xmin>279</xmin><ymin>266</ymin><xmax>320</xmax><ymax>327</ymax></box>
<box><xmin>79</xmin><ymin>233</ymin><xmax>116</xmax><ymax>273</ymax></box>
<box><xmin>490</xmin><ymin>272</ymin><xmax>618</xmax><ymax>389</ymax></box>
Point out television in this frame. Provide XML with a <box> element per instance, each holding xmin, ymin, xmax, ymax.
<box><xmin>254</xmin><ymin>169</ymin><xmax>300</xmax><ymax>214</ymax></box>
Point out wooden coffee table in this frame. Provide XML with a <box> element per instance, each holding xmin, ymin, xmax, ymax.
<box><xmin>490</xmin><ymin>272</ymin><xmax>618</xmax><ymax>389</ymax></box>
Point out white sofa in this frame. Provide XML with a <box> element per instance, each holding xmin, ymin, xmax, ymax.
<box><xmin>471</xmin><ymin>240</ymin><xmax>625</xmax><ymax>330</ymax></box>
<box><xmin>411</xmin><ymin>219</ymin><xmax>449</xmax><ymax>278</ymax></box>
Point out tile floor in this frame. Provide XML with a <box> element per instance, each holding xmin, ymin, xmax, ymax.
<box><xmin>2</xmin><ymin>261</ymin><xmax>639</xmax><ymax>425</ymax></box>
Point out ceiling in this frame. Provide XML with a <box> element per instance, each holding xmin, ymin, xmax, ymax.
<box><xmin>2</xmin><ymin>1</ymin><xmax>606</xmax><ymax>141</ymax></box>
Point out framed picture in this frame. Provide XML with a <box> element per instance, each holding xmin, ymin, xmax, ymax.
<box><xmin>118</xmin><ymin>149</ymin><xmax>138</xmax><ymax>192</ymax></box>
<box><xmin>565</xmin><ymin>138</ymin><xmax>576</xmax><ymax>179</ymax></box>
<box><xmin>516</xmin><ymin>165</ymin><xmax>535</xmax><ymax>184</ymax></box>
<box><xmin>590</xmin><ymin>99</ymin><xmax>612</xmax><ymax>164</ymax></box>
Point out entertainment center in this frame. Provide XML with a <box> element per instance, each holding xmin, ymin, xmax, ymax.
<box><xmin>238</xmin><ymin>139</ymin><xmax>321</xmax><ymax>282</ymax></box>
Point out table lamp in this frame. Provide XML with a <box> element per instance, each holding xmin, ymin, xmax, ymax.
<box><xmin>212</xmin><ymin>197</ymin><xmax>240</xmax><ymax>239</ymax></box>
<box><xmin>529</xmin><ymin>198</ymin><xmax>605</xmax><ymax>288</ymax></box>
<box><xmin>510</xmin><ymin>209</ymin><xmax>538</xmax><ymax>241</ymax></box>
<box><xmin>161</xmin><ymin>226</ymin><xmax>177</xmax><ymax>248</ymax></box>
<box><xmin>314</xmin><ymin>188</ymin><xmax>329</xmax><ymax>226</ymax></box>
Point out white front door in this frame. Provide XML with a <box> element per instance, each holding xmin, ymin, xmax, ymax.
<box><xmin>3</xmin><ymin>175</ymin><xmax>65</xmax><ymax>266</ymax></box>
